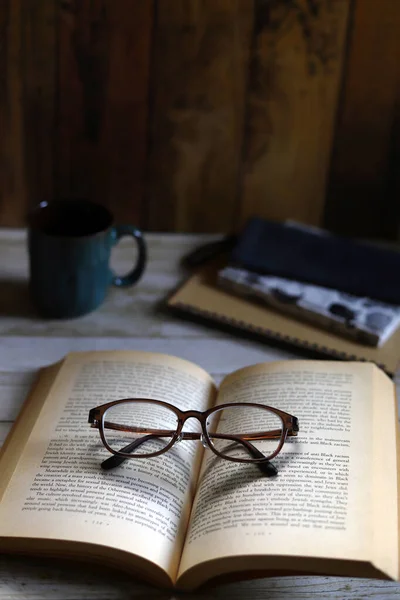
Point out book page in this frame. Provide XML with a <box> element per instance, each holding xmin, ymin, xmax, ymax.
<box><xmin>177</xmin><ymin>360</ymin><xmax>399</xmax><ymax>588</ymax></box>
<box><xmin>0</xmin><ymin>351</ymin><xmax>216</xmax><ymax>586</ymax></box>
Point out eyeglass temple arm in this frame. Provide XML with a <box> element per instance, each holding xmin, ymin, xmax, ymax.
<box><xmin>101</xmin><ymin>434</ymin><xmax>160</xmax><ymax>470</ymax></box>
<box><xmin>100</xmin><ymin>429</ymin><xmax>278</xmax><ymax>476</ymax></box>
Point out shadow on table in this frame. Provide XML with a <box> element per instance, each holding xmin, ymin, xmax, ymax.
<box><xmin>0</xmin><ymin>279</ymin><xmax>36</xmax><ymax>318</ymax></box>
<box><xmin>0</xmin><ymin>555</ymin><xmax>162</xmax><ymax>600</ymax></box>
<box><xmin>2</xmin><ymin>553</ymin><xmax>388</xmax><ymax>599</ymax></box>
<box><xmin>0</xmin><ymin>554</ymin><xmax>280</xmax><ymax>599</ymax></box>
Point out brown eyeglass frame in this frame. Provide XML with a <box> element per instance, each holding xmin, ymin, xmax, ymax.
<box><xmin>88</xmin><ymin>398</ymin><xmax>299</xmax><ymax>473</ymax></box>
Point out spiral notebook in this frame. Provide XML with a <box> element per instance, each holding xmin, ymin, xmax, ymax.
<box><xmin>167</xmin><ymin>261</ymin><xmax>400</xmax><ymax>376</ymax></box>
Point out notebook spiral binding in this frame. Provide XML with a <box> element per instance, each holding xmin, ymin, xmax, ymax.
<box><xmin>173</xmin><ymin>301</ymin><xmax>391</xmax><ymax>376</ymax></box>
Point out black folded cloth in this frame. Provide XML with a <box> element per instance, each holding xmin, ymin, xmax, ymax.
<box><xmin>230</xmin><ymin>217</ymin><xmax>400</xmax><ymax>305</ymax></box>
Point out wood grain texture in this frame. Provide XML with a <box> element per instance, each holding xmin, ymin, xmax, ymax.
<box><xmin>391</xmin><ymin>90</ymin><xmax>400</xmax><ymax>241</ymax></box>
<box><xmin>1</xmin><ymin>558</ymin><xmax>400</xmax><ymax>600</ymax></box>
<box><xmin>0</xmin><ymin>0</ymin><xmax>25</xmax><ymax>227</ymax></box>
<box><xmin>0</xmin><ymin>230</ymin><xmax>399</xmax><ymax>599</ymax></box>
<box><xmin>239</xmin><ymin>0</ymin><xmax>350</xmax><ymax>228</ymax></box>
<box><xmin>146</xmin><ymin>0</ymin><xmax>253</xmax><ymax>232</ymax></box>
<box><xmin>0</xmin><ymin>0</ymin><xmax>56</xmax><ymax>227</ymax></box>
<box><xmin>56</xmin><ymin>0</ymin><xmax>152</xmax><ymax>223</ymax></box>
<box><xmin>22</xmin><ymin>0</ymin><xmax>56</xmax><ymax>213</ymax></box>
<box><xmin>0</xmin><ymin>0</ymin><xmax>400</xmax><ymax>236</ymax></box>
<box><xmin>325</xmin><ymin>0</ymin><xmax>400</xmax><ymax>239</ymax></box>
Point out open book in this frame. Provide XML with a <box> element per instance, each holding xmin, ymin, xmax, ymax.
<box><xmin>0</xmin><ymin>351</ymin><xmax>399</xmax><ymax>590</ymax></box>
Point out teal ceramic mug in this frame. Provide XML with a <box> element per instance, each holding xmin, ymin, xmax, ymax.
<box><xmin>27</xmin><ymin>199</ymin><xmax>147</xmax><ymax>318</ymax></box>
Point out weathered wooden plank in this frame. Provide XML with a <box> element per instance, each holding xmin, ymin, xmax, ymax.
<box><xmin>0</xmin><ymin>336</ymin><xmax>293</xmax><ymax>391</ymax></box>
<box><xmin>239</xmin><ymin>0</ymin><xmax>350</xmax><ymax>228</ymax></box>
<box><xmin>0</xmin><ymin>0</ymin><xmax>56</xmax><ymax>226</ymax></box>
<box><xmin>0</xmin><ymin>334</ymin><xmax>397</xmax><ymax>421</ymax></box>
<box><xmin>325</xmin><ymin>0</ymin><xmax>400</xmax><ymax>239</ymax></box>
<box><xmin>392</xmin><ymin>101</ymin><xmax>400</xmax><ymax>241</ymax></box>
<box><xmin>1</xmin><ymin>229</ymin><xmax>400</xmax><ymax>599</ymax></box>
<box><xmin>0</xmin><ymin>370</ymin><xmax>37</xmax><ymax>422</ymax></box>
<box><xmin>146</xmin><ymin>0</ymin><xmax>253</xmax><ymax>232</ymax></box>
<box><xmin>1</xmin><ymin>556</ymin><xmax>400</xmax><ymax>600</ymax></box>
<box><xmin>22</xmin><ymin>0</ymin><xmax>56</xmax><ymax>212</ymax></box>
<box><xmin>56</xmin><ymin>0</ymin><xmax>152</xmax><ymax>222</ymax></box>
<box><xmin>97</xmin><ymin>0</ymin><xmax>153</xmax><ymax>223</ymax></box>
<box><xmin>0</xmin><ymin>5</ymin><xmax>7</xmax><ymax>217</ymax></box>
<box><xmin>0</xmin><ymin>231</ymin><xmax>230</xmax><ymax>337</ymax></box>
<box><xmin>0</xmin><ymin>0</ymin><xmax>26</xmax><ymax>226</ymax></box>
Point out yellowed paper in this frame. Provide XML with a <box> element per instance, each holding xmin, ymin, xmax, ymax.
<box><xmin>0</xmin><ymin>351</ymin><xmax>216</xmax><ymax>584</ymax></box>
<box><xmin>178</xmin><ymin>361</ymin><xmax>399</xmax><ymax>587</ymax></box>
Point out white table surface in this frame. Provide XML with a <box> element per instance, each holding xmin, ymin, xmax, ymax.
<box><xmin>0</xmin><ymin>230</ymin><xmax>399</xmax><ymax>599</ymax></box>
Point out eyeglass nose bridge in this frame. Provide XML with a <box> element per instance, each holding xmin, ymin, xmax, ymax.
<box><xmin>180</xmin><ymin>409</ymin><xmax>205</xmax><ymax>422</ymax></box>
<box><xmin>175</xmin><ymin>431</ymin><xmax>209</xmax><ymax>449</ymax></box>
<box><xmin>177</xmin><ymin>411</ymin><xmax>210</xmax><ymax>445</ymax></box>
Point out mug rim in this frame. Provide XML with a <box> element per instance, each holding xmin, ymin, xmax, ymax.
<box><xmin>27</xmin><ymin>199</ymin><xmax>114</xmax><ymax>240</ymax></box>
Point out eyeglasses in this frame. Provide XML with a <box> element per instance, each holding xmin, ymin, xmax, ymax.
<box><xmin>88</xmin><ymin>399</ymin><xmax>299</xmax><ymax>477</ymax></box>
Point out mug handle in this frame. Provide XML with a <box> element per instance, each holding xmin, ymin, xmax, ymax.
<box><xmin>111</xmin><ymin>225</ymin><xmax>147</xmax><ymax>287</ymax></box>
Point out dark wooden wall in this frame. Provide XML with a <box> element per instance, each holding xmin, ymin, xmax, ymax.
<box><xmin>0</xmin><ymin>0</ymin><xmax>399</xmax><ymax>237</ymax></box>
